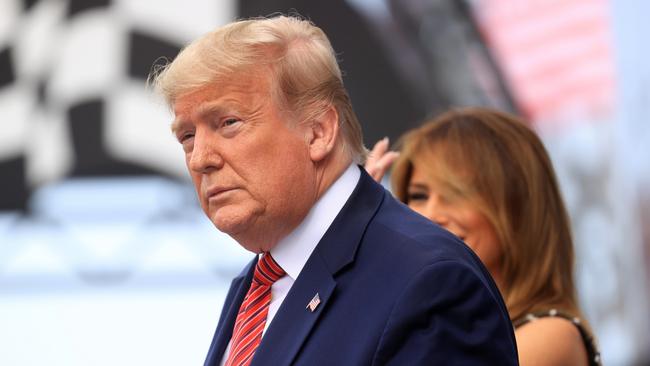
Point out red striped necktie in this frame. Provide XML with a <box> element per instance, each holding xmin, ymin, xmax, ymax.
<box><xmin>225</xmin><ymin>253</ymin><xmax>286</xmax><ymax>366</ymax></box>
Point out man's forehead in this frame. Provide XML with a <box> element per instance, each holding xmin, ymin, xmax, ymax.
<box><xmin>174</xmin><ymin>75</ymin><xmax>268</xmax><ymax>110</ymax></box>
<box><xmin>171</xmin><ymin>74</ymin><xmax>275</xmax><ymax>130</ymax></box>
<box><xmin>211</xmin><ymin>66</ymin><xmax>273</xmax><ymax>94</ymax></box>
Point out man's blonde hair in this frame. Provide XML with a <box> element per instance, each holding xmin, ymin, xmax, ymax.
<box><xmin>151</xmin><ymin>15</ymin><xmax>366</xmax><ymax>162</ymax></box>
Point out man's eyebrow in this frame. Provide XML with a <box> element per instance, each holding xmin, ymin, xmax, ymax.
<box><xmin>170</xmin><ymin>101</ymin><xmax>228</xmax><ymax>134</ymax></box>
<box><xmin>196</xmin><ymin>101</ymin><xmax>228</xmax><ymax>118</ymax></box>
<box><xmin>170</xmin><ymin>118</ymin><xmax>187</xmax><ymax>135</ymax></box>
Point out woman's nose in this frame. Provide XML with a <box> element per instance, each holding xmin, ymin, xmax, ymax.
<box><xmin>423</xmin><ymin>198</ymin><xmax>449</xmax><ymax>227</ymax></box>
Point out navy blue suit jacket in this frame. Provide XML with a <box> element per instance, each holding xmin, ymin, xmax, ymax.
<box><xmin>205</xmin><ymin>168</ymin><xmax>518</xmax><ymax>365</ymax></box>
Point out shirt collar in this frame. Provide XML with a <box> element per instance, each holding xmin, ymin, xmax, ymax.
<box><xmin>270</xmin><ymin>164</ymin><xmax>360</xmax><ymax>280</ymax></box>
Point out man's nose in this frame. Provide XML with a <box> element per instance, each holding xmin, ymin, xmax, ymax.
<box><xmin>188</xmin><ymin>130</ymin><xmax>224</xmax><ymax>173</ymax></box>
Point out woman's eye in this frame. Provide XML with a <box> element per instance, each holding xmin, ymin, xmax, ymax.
<box><xmin>407</xmin><ymin>192</ymin><xmax>428</xmax><ymax>202</ymax></box>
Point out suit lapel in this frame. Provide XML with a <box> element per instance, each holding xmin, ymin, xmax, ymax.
<box><xmin>250</xmin><ymin>168</ymin><xmax>386</xmax><ymax>365</ymax></box>
<box><xmin>204</xmin><ymin>258</ymin><xmax>256</xmax><ymax>366</ymax></box>
<box><xmin>251</xmin><ymin>253</ymin><xmax>336</xmax><ymax>365</ymax></box>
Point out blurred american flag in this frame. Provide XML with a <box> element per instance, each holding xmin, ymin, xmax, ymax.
<box><xmin>473</xmin><ymin>0</ymin><xmax>616</xmax><ymax>125</ymax></box>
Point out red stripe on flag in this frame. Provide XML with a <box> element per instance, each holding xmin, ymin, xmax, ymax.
<box><xmin>473</xmin><ymin>0</ymin><xmax>616</xmax><ymax>124</ymax></box>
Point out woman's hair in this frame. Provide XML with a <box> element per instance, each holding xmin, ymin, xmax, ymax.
<box><xmin>150</xmin><ymin>15</ymin><xmax>366</xmax><ymax>163</ymax></box>
<box><xmin>392</xmin><ymin>107</ymin><xmax>581</xmax><ymax>321</ymax></box>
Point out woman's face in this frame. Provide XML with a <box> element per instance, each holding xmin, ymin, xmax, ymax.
<box><xmin>406</xmin><ymin>162</ymin><xmax>503</xmax><ymax>280</ymax></box>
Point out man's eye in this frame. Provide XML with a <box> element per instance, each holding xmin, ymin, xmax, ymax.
<box><xmin>179</xmin><ymin>132</ymin><xmax>194</xmax><ymax>143</ymax></box>
<box><xmin>223</xmin><ymin>118</ymin><xmax>241</xmax><ymax>127</ymax></box>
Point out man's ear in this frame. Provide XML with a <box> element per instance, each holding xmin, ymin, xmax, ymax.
<box><xmin>308</xmin><ymin>106</ymin><xmax>339</xmax><ymax>163</ymax></box>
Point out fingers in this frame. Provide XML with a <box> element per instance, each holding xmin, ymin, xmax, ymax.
<box><xmin>365</xmin><ymin>138</ymin><xmax>388</xmax><ymax>176</ymax></box>
<box><xmin>368</xmin><ymin>137</ymin><xmax>390</xmax><ymax>166</ymax></box>
<box><xmin>365</xmin><ymin>137</ymin><xmax>399</xmax><ymax>182</ymax></box>
<box><xmin>370</xmin><ymin>151</ymin><xmax>399</xmax><ymax>181</ymax></box>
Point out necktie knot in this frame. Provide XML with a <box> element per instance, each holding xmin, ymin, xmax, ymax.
<box><xmin>253</xmin><ymin>253</ymin><xmax>285</xmax><ymax>286</ymax></box>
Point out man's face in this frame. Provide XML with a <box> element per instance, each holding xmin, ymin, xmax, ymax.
<box><xmin>172</xmin><ymin>72</ymin><xmax>318</xmax><ymax>252</ymax></box>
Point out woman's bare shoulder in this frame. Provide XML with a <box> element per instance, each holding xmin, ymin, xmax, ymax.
<box><xmin>515</xmin><ymin>316</ymin><xmax>589</xmax><ymax>366</ymax></box>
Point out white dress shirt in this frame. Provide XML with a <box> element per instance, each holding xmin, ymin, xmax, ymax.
<box><xmin>220</xmin><ymin>164</ymin><xmax>360</xmax><ymax>364</ymax></box>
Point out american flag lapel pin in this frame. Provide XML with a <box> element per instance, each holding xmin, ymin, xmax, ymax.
<box><xmin>306</xmin><ymin>293</ymin><xmax>321</xmax><ymax>312</ymax></box>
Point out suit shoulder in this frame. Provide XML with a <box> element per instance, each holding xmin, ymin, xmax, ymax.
<box><xmin>369</xmin><ymin>193</ymin><xmax>475</xmax><ymax>263</ymax></box>
<box><xmin>354</xmin><ymin>192</ymin><xmax>504</xmax><ymax>295</ymax></box>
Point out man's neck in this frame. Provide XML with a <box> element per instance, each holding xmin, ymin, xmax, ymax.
<box><xmin>313</xmin><ymin>151</ymin><xmax>353</xmax><ymax>204</ymax></box>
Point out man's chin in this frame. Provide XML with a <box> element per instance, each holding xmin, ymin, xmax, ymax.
<box><xmin>210</xmin><ymin>209</ymin><xmax>255</xmax><ymax>237</ymax></box>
